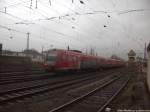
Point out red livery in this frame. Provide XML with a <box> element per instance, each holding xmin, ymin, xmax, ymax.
<box><xmin>43</xmin><ymin>49</ymin><xmax>124</xmax><ymax>72</ymax></box>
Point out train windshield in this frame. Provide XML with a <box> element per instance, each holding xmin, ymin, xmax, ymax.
<box><xmin>46</xmin><ymin>52</ymin><xmax>57</xmax><ymax>61</ymax></box>
<box><xmin>47</xmin><ymin>56</ymin><xmax>57</xmax><ymax>61</ymax></box>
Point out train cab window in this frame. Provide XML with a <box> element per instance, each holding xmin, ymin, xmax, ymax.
<box><xmin>46</xmin><ymin>52</ymin><xmax>57</xmax><ymax>61</ymax></box>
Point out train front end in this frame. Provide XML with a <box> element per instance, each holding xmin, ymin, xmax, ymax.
<box><xmin>44</xmin><ymin>50</ymin><xmax>58</xmax><ymax>72</ymax></box>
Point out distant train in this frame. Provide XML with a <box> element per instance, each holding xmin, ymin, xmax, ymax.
<box><xmin>43</xmin><ymin>49</ymin><xmax>125</xmax><ymax>72</ymax></box>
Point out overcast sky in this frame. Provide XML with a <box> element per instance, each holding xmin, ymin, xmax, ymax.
<box><xmin>0</xmin><ymin>0</ymin><xmax>150</xmax><ymax>59</ymax></box>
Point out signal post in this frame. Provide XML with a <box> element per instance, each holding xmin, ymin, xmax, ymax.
<box><xmin>147</xmin><ymin>43</ymin><xmax>150</xmax><ymax>92</ymax></box>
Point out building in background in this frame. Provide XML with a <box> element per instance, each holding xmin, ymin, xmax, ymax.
<box><xmin>1</xmin><ymin>49</ymin><xmax>44</xmax><ymax>63</ymax></box>
<box><xmin>23</xmin><ymin>49</ymin><xmax>43</xmax><ymax>63</ymax></box>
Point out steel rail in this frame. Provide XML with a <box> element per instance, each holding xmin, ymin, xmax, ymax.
<box><xmin>0</xmin><ymin>73</ymin><xmax>54</xmax><ymax>85</ymax></box>
<box><xmin>0</xmin><ymin>71</ymin><xmax>100</xmax><ymax>84</ymax></box>
<box><xmin>0</xmin><ymin>69</ymin><xmax>43</xmax><ymax>74</ymax></box>
<box><xmin>0</xmin><ymin>72</ymin><xmax>105</xmax><ymax>95</ymax></box>
<box><xmin>0</xmin><ymin>70</ymin><xmax>42</xmax><ymax>74</ymax></box>
<box><xmin>49</xmin><ymin>75</ymin><xmax>121</xmax><ymax>112</ymax></box>
<box><xmin>97</xmin><ymin>76</ymin><xmax>130</xmax><ymax>112</ymax></box>
<box><xmin>0</xmin><ymin>72</ymin><xmax>115</xmax><ymax>105</ymax></box>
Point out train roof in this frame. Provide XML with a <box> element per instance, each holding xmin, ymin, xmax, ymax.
<box><xmin>69</xmin><ymin>50</ymin><xmax>82</xmax><ymax>53</ymax></box>
<box><xmin>48</xmin><ymin>49</ymin><xmax>124</xmax><ymax>62</ymax></box>
<box><xmin>48</xmin><ymin>49</ymin><xmax>82</xmax><ymax>54</ymax></box>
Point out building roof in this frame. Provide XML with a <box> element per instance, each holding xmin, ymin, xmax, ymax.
<box><xmin>23</xmin><ymin>49</ymin><xmax>40</xmax><ymax>55</ymax></box>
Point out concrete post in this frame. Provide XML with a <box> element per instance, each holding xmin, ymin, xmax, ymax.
<box><xmin>0</xmin><ymin>43</ymin><xmax>2</xmax><ymax>55</ymax></box>
<box><xmin>147</xmin><ymin>43</ymin><xmax>150</xmax><ymax>92</ymax></box>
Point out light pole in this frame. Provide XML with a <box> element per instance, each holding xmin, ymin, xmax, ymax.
<box><xmin>0</xmin><ymin>43</ymin><xmax>2</xmax><ymax>55</ymax></box>
<box><xmin>27</xmin><ymin>32</ymin><xmax>30</xmax><ymax>50</ymax></box>
<box><xmin>26</xmin><ymin>32</ymin><xmax>30</xmax><ymax>57</ymax></box>
<box><xmin>147</xmin><ymin>43</ymin><xmax>150</xmax><ymax>92</ymax></box>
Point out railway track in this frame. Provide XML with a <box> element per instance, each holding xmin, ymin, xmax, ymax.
<box><xmin>0</xmin><ymin>72</ymin><xmax>54</xmax><ymax>85</ymax></box>
<box><xmin>0</xmin><ymin>71</ymin><xmax>118</xmax><ymax>106</ymax></box>
<box><xmin>0</xmin><ymin>70</ymin><xmax>44</xmax><ymax>75</ymax></box>
<box><xmin>48</xmin><ymin>74</ymin><xmax>130</xmax><ymax>112</ymax></box>
<box><xmin>0</xmin><ymin>70</ymin><xmax>102</xmax><ymax>85</ymax></box>
<box><xmin>0</xmin><ymin>70</ymin><xmax>117</xmax><ymax>95</ymax></box>
<box><xmin>0</xmin><ymin>68</ymin><xmax>123</xmax><ymax>85</ymax></box>
<box><xmin>0</xmin><ymin>65</ymin><xmax>43</xmax><ymax>73</ymax></box>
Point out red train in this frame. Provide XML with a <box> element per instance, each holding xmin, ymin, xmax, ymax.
<box><xmin>43</xmin><ymin>49</ymin><xmax>125</xmax><ymax>72</ymax></box>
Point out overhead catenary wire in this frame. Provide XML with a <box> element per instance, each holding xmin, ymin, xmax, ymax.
<box><xmin>0</xmin><ymin>24</ymin><xmax>78</xmax><ymax>48</ymax></box>
<box><xmin>27</xmin><ymin>0</ymin><xmax>118</xmax><ymax>22</ymax></box>
<box><xmin>0</xmin><ymin>24</ymin><xmax>27</xmax><ymax>34</ymax></box>
<box><xmin>0</xmin><ymin>0</ymin><xmax>150</xmax><ymax>52</ymax></box>
<box><xmin>26</xmin><ymin>2</ymin><xmax>99</xmax><ymax>42</ymax></box>
<box><xmin>34</xmin><ymin>2</ymin><xmax>101</xmax><ymax>42</ymax></box>
<box><xmin>1</xmin><ymin>0</ymin><xmax>148</xmax><ymax>22</ymax></box>
<box><xmin>0</xmin><ymin>11</ymin><xmax>86</xmax><ymax>49</ymax></box>
<box><xmin>0</xmin><ymin>0</ymin><xmax>30</xmax><ymax>10</ymax></box>
<box><xmin>14</xmin><ymin>1</ymin><xmax>94</xmax><ymax>45</ymax></box>
<box><xmin>1</xmin><ymin>0</ymin><xmax>149</xmax><ymax>20</ymax></box>
<box><xmin>12</xmin><ymin>0</ymin><xmax>148</xmax><ymax>46</ymax></box>
<box><xmin>55</xmin><ymin>1</ymin><xmax>107</xmax><ymax>38</ymax></box>
<box><xmin>0</xmin><ymin>8</ymin><xmax>84</xmax><ymax>45</ymax></box>
<box><xmin>0</xmin><ymin>1</ymin><xmax>78</xmax><ymax>38</ymax></box>
<box><xmin>118</xmin><ymin>9</ymin><xmax>150</xmax><ymax>15</ymax></box>
<box><xmin>83</xmin><ymin>0</ymin><xmax>146</xmax><ymax>52</ymax></box>
<box><xmin>0</xmin><ymin>10</ymin><xmax>29</xmax><ymax>22</ymax></box>
<box><xmin>83</xmin><ymin>0</ymin><xmax>149</xmax><ymax>48</ymax></box>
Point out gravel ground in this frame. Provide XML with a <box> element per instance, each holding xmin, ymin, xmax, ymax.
<box><xmin>0</xmin><ymin>69</ymin><xmax>119</xmax><ymax>112</ymax></box>
<box><xmin>0</xmin><ymin>68</ymin><xmax>126</xmax><ymax>112</ymax></box>
<box><xmin>107</xmin><ymin>69</ymin><xmax>150</xmax><ymax>112</ymax></box>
